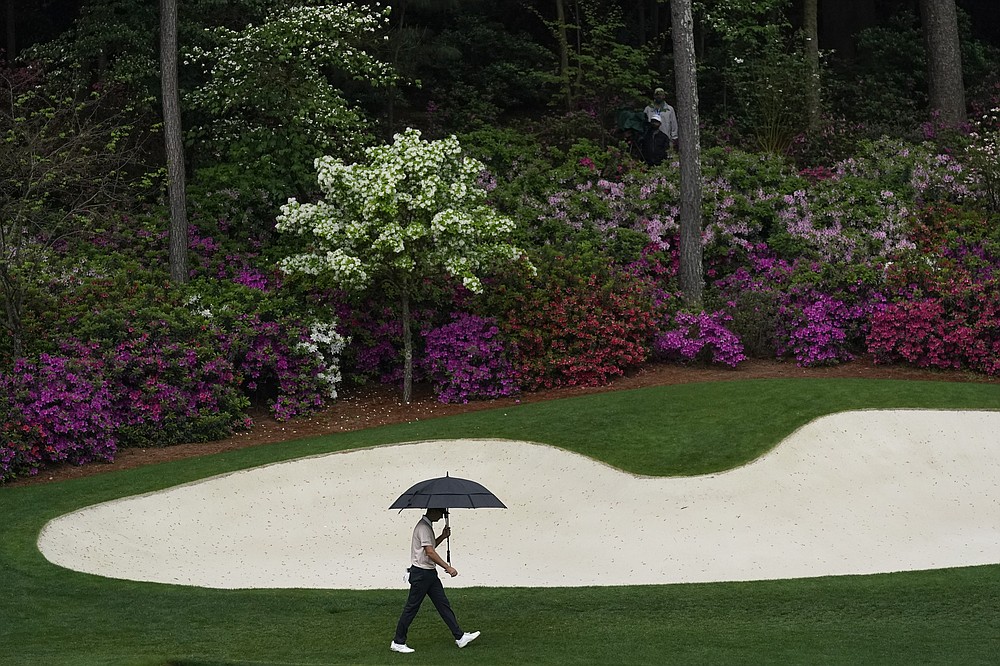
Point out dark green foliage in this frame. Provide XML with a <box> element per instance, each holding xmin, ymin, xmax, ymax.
<box><xmin>711</xmin><ymin>288</ymin><xmax>781</xmax><ymax>358</ymax></box>
<box><xmin>409</xmin><ymin>12</ymin><xmax>554</xmax><ymax>128</ymax></box>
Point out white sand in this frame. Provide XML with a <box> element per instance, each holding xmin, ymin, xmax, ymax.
<box><xmin>37</xmin><ymin>409</ymin><xmax>1000</xmax><ymax>590</ymax></box>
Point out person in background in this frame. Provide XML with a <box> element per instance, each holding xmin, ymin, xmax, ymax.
<box><xmin>643</xmin><ymin>87</ymin><xmax>678</xmax><ymax>150</ymax></box>
<box><xmin>641</xmin><ymin>114</ymin><xmax>669</xmax><ymax>166</ymax></box>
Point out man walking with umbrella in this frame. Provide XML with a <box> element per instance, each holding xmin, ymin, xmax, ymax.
<box><xmin>390</xmin><ymin>508</ymin><xmax>481</xmax><ymax>653</ymax></box>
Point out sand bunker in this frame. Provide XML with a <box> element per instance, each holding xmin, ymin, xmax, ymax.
<box><xmin>37</xmin><ymin>410</ymin><xmax>1000</xmax><ymax>589</ymax></box>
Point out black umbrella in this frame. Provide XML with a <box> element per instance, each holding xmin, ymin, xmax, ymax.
<box><xmin>389</xmin><ymin>473</ymin><xmax>506</xmax><ymax>562</ymax></box>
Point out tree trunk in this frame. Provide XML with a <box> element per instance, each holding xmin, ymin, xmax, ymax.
<box><xmin>555</xmin><ymin>0</ymin><xmax>572</xmax><ymax>110</ymax></box>
<box><xmin>670</xmin><ymin>0</ymin><xmax>704</xmax><ymax>309</ymax></box>
<box><xmin>0</xmin><ymin>263</ymin><xmax>23</xmax><ymax>358</ymax></box>
<box><xmin>161</xmin><ymin>0</ymin><xmax>188</xmax><ymax>284</ymax></box>
<box><xmin>919</xmin><ymin>0</ymin><xmax>966</xmax><ymax>125</ymax></box>
<box><xmin>400</xmin><ymin>288</ymin><xmax>413</xmax><ymax>404</ymax></box>
<box><xmin>385</xmin><ymin>0</ymin><xmax>407</xmax><ymax>139</ymax></box>
<box><xmin>803</xmin><ymin>0</ymin><xmax>821</xmax><ymax>132</ymax></box>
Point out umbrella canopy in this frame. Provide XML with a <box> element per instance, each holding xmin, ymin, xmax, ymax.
<box><xmin>388</xmin><ymin>474</ymin><xmax>507</xmax><ymax>510</ymax></box>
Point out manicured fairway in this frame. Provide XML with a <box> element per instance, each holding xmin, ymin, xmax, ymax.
<box><xmin>2</xmin><ymin>378</ymin><xmax>1000</xmax><ymax>665</ymax></box>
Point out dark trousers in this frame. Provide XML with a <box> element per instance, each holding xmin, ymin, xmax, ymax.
<box><xmin>393</xmin><ymin>567</ymin><xmax>462</xmax><ymax>643</ymax></box>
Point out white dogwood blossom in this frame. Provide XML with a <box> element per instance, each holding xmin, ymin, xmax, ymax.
<box><xmin>276</xmin><ymin>127</ymin><xmax>527</xmax><ymax>294</ymax></box>
<box><xmin>184</xmin><ymin>3</ymin><xmax>395</xmax><ymax>169</ymax></box>
<box><xmin>295</xmin><ymin>321</ymin><xmax>349</xmax><ymax>399</ymax></box>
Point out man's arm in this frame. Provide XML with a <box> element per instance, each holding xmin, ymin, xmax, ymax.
<box><xmin>423</xmin><ymin>544</ymin><xmax>458</xmax><ymax>577</ymax></box>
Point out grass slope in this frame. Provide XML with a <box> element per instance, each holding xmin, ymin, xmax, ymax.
<box><xmin>2</xmin><ymin>378</ymin><xmax>999</xmax><ymax>665</ymax></box>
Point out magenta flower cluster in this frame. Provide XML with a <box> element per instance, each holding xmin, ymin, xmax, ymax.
<box><xmin>653</xmin><ymin>311</ymin><xmax>747</xmax><ymax>367</ymax></box>
<box><xmin>0</xmin><ymin>311</ymin><xmax>347</xmax><ymax>480</ymax></box>
<box><xmin>0</xmin><ymin>354</ymin><xmax>117</xmax><ymax>481</ymax></box>
<box><xmin>713</xmin><ymin>249</ymin><xmax>883</xmax><ymax>367</ymax></box>
<box><xmin>422</xmin><ymin>314</ymin><xmax>518</xmax><ymax>403</ymax></box>
<box><xmin>776</xmin><ymin>293</ymin><xmax>868</xmax><ymax>367</ymax></box>
<box><xmin>93</xmin><ymin>333</ymin><xmax>246</xmax><ymax>447</ymax></box>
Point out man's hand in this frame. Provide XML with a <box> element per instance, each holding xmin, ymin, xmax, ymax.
<box><xmin>424</xmin><ymin>544</ymin><xmax>458</xmax><ymax>576</ymax></box>
<box><xmin>441</xmin><ymin>526</ymin><xmax>451</xmax><ymax>539</ymax></box>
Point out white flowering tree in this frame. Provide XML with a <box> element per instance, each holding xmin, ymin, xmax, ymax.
<box><xmin>184</xmin><ymin>2</ymin><xmax>395</xmax><ymax>196</ymax></box>
<box><xmin>277</xmin><ymin>128</ymin><xmax>527</xmax><ymax>403</ymax></box>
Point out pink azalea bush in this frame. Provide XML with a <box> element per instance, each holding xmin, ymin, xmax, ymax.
<box><xmin>423</xmin><ymin>314</ymin><xmax>518</xmax><ymax>403</ymax></box>
<box><xmin>499</xmin><ymin>270</ymin><xmax>659</xmax><ymax>390</ymax></box>
<box><xmin>776</xmin><ymin>292</ymin><xmax>871</xmax><ymax>367</ymax></box>
<box><xmin>93</xmin><ymin>332</ymin><xmax>247</xmax><ymax>447</ymax></box>
<box><xmin>866</xmin><ymin>299</ymin><xmax>968</xmax><ymax>369</ymax></box>
<box><xmin>0</xmin><ymin>354</ymin><xmax>117</xmax><ymax>481</ymax></box>
<box><xmin>653</xmin><ymin>310</ymin><xmax>747</xmax><ymax>367</ymax></box>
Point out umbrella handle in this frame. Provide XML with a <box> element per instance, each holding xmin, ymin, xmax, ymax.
<box><xmin>445</xmin><ymin>511</ymin><xmax>451</xmax><ymax>564</ymax></box>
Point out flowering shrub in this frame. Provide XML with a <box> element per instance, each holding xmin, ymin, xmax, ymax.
<box><xmin>712</xmin><ymin>248</ymin><xmax>883</xmax><ymax>366</ymax></box>
<box><xmin>0</xmin><ymin>354</ymin><xmax>117</xmax><ymax>481</ymax></box>
<box><xmin>964</xmin><ymin>106</ymin><xmax>1000</xmax><ymax>211</ymax></box>
<box><xmin>866</xmin><ymin>299</ymin><xmax>966</xmax><ymax>369</ymax></box>
<box><xmin>776</xmin><ymin>292</ymin><xmax>868</xmax><ymax>367</ymax></box>
<box><xmin>298</xmin><ymin>321</ymin><xmax>349</xmax><ymax>399</ymax></box>
<box><xmin>496</xmin><ymin>269</ymin><xmax>658</xmax><ymax>390</ymax></box>
<box><xmin>774</xmin><ymin>181</ymin><xmax>915</xmax><ymax>263</ymax></box>
<box><xmin>653</xmin><ymin>311</ymin><xmax>747</xmax><ymax>367</ymax></box>
<box><xmin>94</xmin><ymin>333</ymin><xmax>248</xmax><ymax>448</ymax></box>
<box><xmin>340</xmin><ymin>304</ymin><xmax>437</xmax><ymax>386</ymax></box>
<box><xmin>869</xmin><ymin>230</ymin><xmax>1000</xmax><ymax>376</ymax></box>
<box><xmin>537</xmin><ymin>175</ymin><xmax>680</xmax><ymax>252</ymax></box>
<box><xmin>905</xmin><ymin>204</ymin><xmax>996</xmax><ymax>255</ymax></box>
<box><xmin>423</xmin><ymin>314</ymin><xmax>518</xmax><ymax>403</ymax></box>
<box><xmin>47</xmin><ymin>289</ymin><xmax>255</xmax><ymax>446</ymax></box>
<box><xmin>224</xmin><ymin>314</ymin><xmax>347</xmax><ymax>421</ymax></box>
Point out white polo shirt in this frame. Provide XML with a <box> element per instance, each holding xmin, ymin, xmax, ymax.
<box><xmin>410</xmin><ymin>516</ymin><xmax>437</xmax><ymax>570</ymax></box>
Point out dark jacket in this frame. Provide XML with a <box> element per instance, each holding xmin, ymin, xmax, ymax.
<box><xmin>641</xmin><ymin>123</ymin><xmax>669</xmax><ymax>166</ymax></box>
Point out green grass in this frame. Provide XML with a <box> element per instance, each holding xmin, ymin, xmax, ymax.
<box><xmin>3</xmin><ymin>378</ymin><xmax>1000</xmax><ymax>665</ymax></box>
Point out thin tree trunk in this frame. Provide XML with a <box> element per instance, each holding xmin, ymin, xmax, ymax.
<box><xmin>670</xmin><ymin>0</ymin><xmax>704</xmax><ymax>309</ymax></box>
<box><xmin>651</xmin><ymin>0</ymin><xmax>660</xmax><ymax>44</ymax></box>
<box><xmin>919</xmin><ymin>0</ymin><xmax>966</xmax><ymax>125</ymax></box>
<box><xmin>0</xmin><ymin>265</ymin><xmax>23</xmax><ymax>358</ymax></box>
<box><xmin>804</xmin><ymin>0</ymin><xmax>821</xmax><ymax>132</ymax></box>
<box><xmin>400</xmin><ymin>288</ymin><xmax>413</xmax><ymax>404</ymax></box>
<box><xmin>386</xmin><ymin>0</ymin><xmax>407</xmax><ymax>138</ymax></box>
<box><xmin>161</xmin><ymin>0</ymin><xmax>188</xmax><ymax>283</ymax></box>
<box><xmin>572</xmin><ymin>0</ymin><xmax>583</xmax><ymax>98</ymax></box>
<box><xmin>555</xmin><ymin>0</ymin><xmax>572</xmax><ymax>110</ymax></box>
